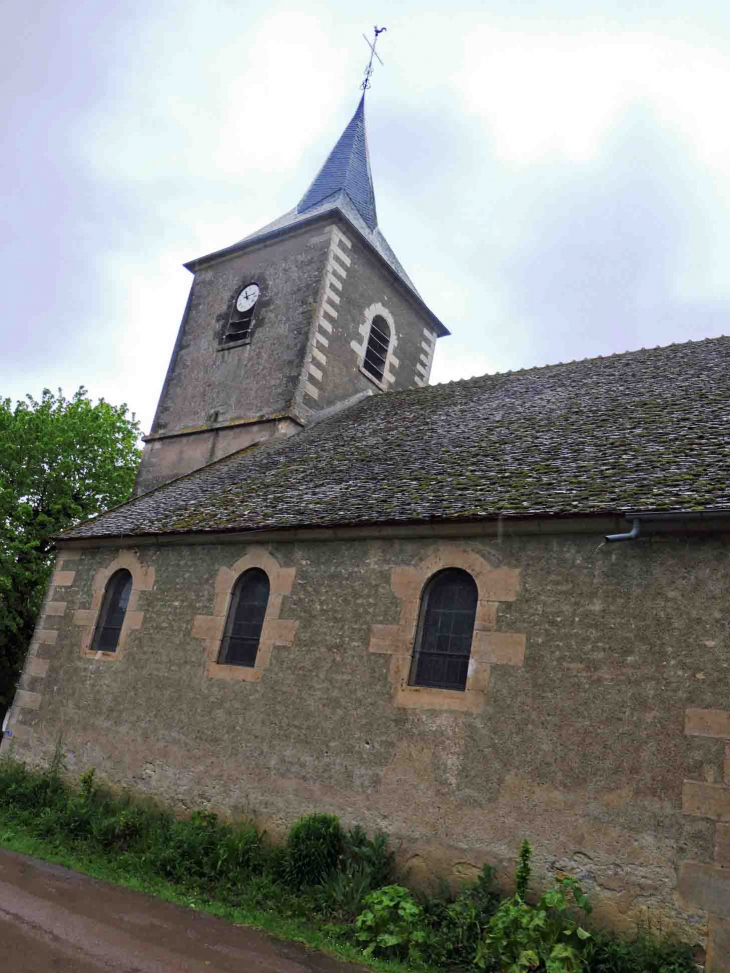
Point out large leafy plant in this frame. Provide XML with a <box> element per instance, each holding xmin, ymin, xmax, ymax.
<box><xmin>355</xmin><ymin>884</ymin><xmax>428</xmax><ymax>959</ymax></box>
<box><xmin>476</xmin><ymin>842</ymin><xmax>592</xmax><ymax>973</ymax></box>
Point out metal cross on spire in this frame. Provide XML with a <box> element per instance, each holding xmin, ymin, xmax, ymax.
<box><xmin>361</xmin><ymin>26</ymin><xmax>386</xmax><ymax>90</ymax></box>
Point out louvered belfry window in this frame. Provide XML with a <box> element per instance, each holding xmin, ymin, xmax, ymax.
<box><xmin>224</xmin><ymin>283</ymin><xmax>260</xmax><ymax>344</ymax></box>
<box><xmin>219</xmin><ymin>568</ymin><xmax>270</xmax><ymax>667</ymax></box>
<box><xmin>410</xmin><ymin>569</ymin><xmax>478</xmax><ymax>692</ymax></box>
<box><xmin>92</xmin><ymin>569</ymin><xmax>133</xmax><ymax>652</ymax></box>
<box><xmin>363</xmin><ymin>315</ymin><xmax>391</xmax><ymax>383</ymax></box>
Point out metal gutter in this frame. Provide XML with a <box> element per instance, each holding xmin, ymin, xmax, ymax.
<box><xmin>604</xmin><ymin>509</ymin><xmax>730</xmax><ymax>542</ymax></box>
<box><xmin>605</xmin><ymin>518</ymin><xmax>641</xmax><ymax>543</ymax></box>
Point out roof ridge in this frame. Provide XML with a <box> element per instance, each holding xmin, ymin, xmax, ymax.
<box><xmin>376</xmin><ymin>333</ymin><xmax>730</xmax><ymax>402</ymax></box>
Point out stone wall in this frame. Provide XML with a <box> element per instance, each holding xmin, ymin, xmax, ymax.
<box><xmin>135</xmin><ymin>217</ymin><xmax>443</xmax><ymax>495</ymax></box>
<box><xmin>135</xmin><ymin>225</ymin><xmax>331</xmax><ymax>495</ymax></box>
<box><xmin>7</xmin><ymin>529</ymin><xmax>730</xmax><ymax>965</ymax></box>
<box><xmin>293</xmin><ymin>224</ymin><xmax>439</xmax><ymax>417</ymax></box>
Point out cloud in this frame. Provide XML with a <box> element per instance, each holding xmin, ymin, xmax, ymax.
<box><xmin>4</xmin><ymin>0</ymin><xmax>730</xmax><ymax>432</ymax></box>
<box><xmin>457</xmin><ymin>27</ymin><xmax>730</xmax><ymax>172</ymax></box>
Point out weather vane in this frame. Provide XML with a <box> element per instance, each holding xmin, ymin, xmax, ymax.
<box><xmin>361</xmin><ymin>26</ymin><xmax>386</xmax><ymax>90</ymax></box>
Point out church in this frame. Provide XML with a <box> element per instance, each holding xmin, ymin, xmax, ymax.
<box><xmin>4</xmin><ymin>92</ymin><xmax>730</xmax><ymax>969</ymax></box>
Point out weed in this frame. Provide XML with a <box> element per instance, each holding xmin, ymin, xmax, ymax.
<box><xmin>515</xmin><ymin>839</ymin><xmax>532</xmax><ymax>900</ymax></box>
<box><xmin>477</xmin><ymin>864</ymin><xmax>593</xmax><ymax>972</ymax></box>
<box><xmin>342</xmin><ymin>825</ymin><xmax>396</xmax><ymax>890</ymax></box>
<box><xmin>79</xmin><ymin>767</ymin><xmax>97</xmax><ymax>803</ymax></box>
<box><xmin>583</xmin><ymin>928</ymin><xmax>698</xmax><ymax>973</ymax></box>
<box><xmin>419</xmin><ymin>864</ymin><xmax>502</xmax><ymax>969</ymax></box>
<box><xmin>314</xmin><ymin>825</ymin><xmax>397</xmax><ymax>920</ymax></box>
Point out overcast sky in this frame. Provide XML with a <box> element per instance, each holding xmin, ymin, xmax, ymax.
<box><xmin>3</xmin><ymin>1</ymin><xmax>730</xmax><ymax>433</ymax></box>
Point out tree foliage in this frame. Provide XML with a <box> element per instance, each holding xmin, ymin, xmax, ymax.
<box><xmin>0</xmin><ymin>388</ymin><xmax>141</xmax><ymax>717</ymax></box>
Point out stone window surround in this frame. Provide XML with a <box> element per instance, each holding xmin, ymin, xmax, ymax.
<box><xmin>192</xmin><ymin>547</ymin><xmax>297</xmax><ymax>682</ymax></box>
<box><xmin>352</xmin><ymin>303</ymin><xmax>399</xmax><ymax>392</ymax></box>
<box><xmin>368</xmin><ymin>546</ymin><xmax>526</xmax><ymax>713</ymax></box>
<box><xmin>73</xmin><ymin>550</ymin><xmax>155</xmax><ymax>662</ymax></box>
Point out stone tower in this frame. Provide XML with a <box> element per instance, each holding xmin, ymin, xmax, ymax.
<box><xmin>134</xmin><ymin>95</ymin><xmax>448</xmax><ymax>496</ymax></box>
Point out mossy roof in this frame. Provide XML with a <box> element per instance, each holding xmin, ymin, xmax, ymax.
<box><xmin>63</xmin><ymin>336</ymin><xmax>730</xmax><ymax>540</ymax></box>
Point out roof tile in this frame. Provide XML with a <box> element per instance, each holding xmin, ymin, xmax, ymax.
<box><xmin>62</xmin><ymin>336</ymin><xmax>730</xmax><ymax>541</ymax></box>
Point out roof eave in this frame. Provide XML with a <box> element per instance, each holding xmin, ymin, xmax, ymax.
<box><xmin>183</xmin><ymin>208</ymin><xmax>450</xmax><ymax>338</ymax></box>
<box><xmin>55</xmin><ymin>506</ymin><xmax>730</xmax><ymax>548</ymax></box>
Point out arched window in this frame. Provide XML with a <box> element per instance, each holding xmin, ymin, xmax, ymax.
<box><xmin>409</xmin><ymin>569</ymin><xmax>478</xmax><ymax>691</ymax></box>
<box><xmin>363</xmin><ymin>315</ymin><xmax>391</xmax><ymax>383</ymax></box>
<box><xmin>224</xmin><ymin>282</ymin><xmax>260</xmax><ymax>344</ymax></box>
<box><xmin>92</xmin><ymin>569</ymin><xmax>133</xmax><ymax>653</ymax></box>
<box><xmin>218</xmin><ymin>568</ymin><xmax>270</xmax><ymax>667</ymax></box>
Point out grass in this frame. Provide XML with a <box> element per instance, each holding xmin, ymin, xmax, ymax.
<box><xmin>0</xmin><ymin>809</ymin><xmax>415</xmax><ymax>973</ymax></box>
<box><xmin>0</xmin><ymin>759</ymin><xmax>412</xmax><ymax>972</ymax></box>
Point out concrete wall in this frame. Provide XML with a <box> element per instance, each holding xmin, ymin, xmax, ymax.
<box><xmin>7</xmin><ymin>530</ymin><xmax>728</xmax><ymax>964</ymax></box>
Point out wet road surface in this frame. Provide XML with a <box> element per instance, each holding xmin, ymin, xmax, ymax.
<box><xmin>0</xmin><ymin>849</ymin><xmax>363</xmax><ymax>972</ymax></box>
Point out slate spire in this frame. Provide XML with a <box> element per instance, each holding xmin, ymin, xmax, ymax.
<box><xmin>297</xmin><ymin>95</ymin><xmax>377</xmax><ymax>231</ymax></box>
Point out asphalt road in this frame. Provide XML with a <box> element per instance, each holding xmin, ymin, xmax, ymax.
<box><xmin>0</xmin><ymin>849</ymin><xmax>362</xmax><ymax>973</ymax></box>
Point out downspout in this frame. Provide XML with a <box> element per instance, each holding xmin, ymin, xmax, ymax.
<box><xmin>605</xmin><ymin>518</ymin><xmax>641</xmax><ymax>543</ymax></box>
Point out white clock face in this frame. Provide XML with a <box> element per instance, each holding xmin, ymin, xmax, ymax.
<box><xmin>236</xmin><ymin>283</ymin><xmax>260</xmax><ymax>313</ymax></box>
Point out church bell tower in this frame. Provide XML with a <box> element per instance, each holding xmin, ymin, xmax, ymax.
<box><xmin>134</xmin><ymin>94</ymin><xmax>448</xmax><ymax>496</ymax></box>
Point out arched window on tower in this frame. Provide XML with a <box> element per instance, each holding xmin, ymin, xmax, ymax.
<box><xmin>92</xmin><ymin>569</ymin><xmax>133</xmax><ymax>653</ymax></box>
<box><xmin>363</xmin><ymin>315</ymin><xmax>391</xmax><ymax>383</ymax></box>
<box><xmin>224</xmin><ymin>282</ymin><xmax>260</xmax><ymax>344</ymax></box>
<box><xmin>409</xmin><ymin>569</ymin><xmax>478</xmax><ymax>692</ymax></box>
<box><xmin>218</xmin><ymin>568</ymin><xmax>270</xmax><ymax>667</ymax></box>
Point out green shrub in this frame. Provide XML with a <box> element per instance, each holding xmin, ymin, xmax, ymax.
<box><xmin>286</xmin><ymin>813</ymin><xmax>343</xmax><ymax>889</ymax></box>
<box><xmin>354</xmin><ymin>884</ymin><xmax>428</xmax><ymax>960</ymax></box>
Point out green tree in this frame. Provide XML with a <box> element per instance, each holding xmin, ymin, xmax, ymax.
<box><xmin>0</xmin><ymin>388</ymin><xmax>141</xmax><ymax>719</ymax></box>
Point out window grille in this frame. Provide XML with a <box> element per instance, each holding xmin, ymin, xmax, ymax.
<box><xmin>363</xmin><ymin>315</ymin><xmax>391</xmax><ymax>383</ymax></box>
<box><xmin>92</xmin><ymin>569</ymin><xmax>133</xmax><ymax>652</ymax></box>
<box><xmin>218</xmin><ymin>568</ymin><xmax>270</xmax><ymax>667</ymax></box>
<box><xmin>409</xmin><ymin>569</ymin><xmax>478</xmax><ymax>691</ymax></box>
